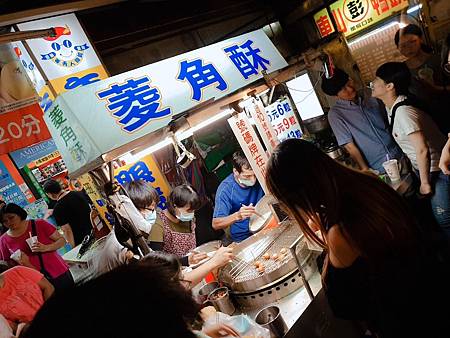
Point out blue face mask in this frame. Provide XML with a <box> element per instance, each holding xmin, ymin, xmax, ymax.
<box><xmin>176</xmin><ymin>211</ymin><xmax>195</xmax><ymax>222</ymax></box>
<box><xmin>144</xmin><ymin>210</ymin><xmax>157</xmax><ymax>225</ymax></box>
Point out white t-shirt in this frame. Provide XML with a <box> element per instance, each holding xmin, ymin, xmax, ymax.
<box><xmin>88</xmin><ymin>231</ymin><xmax>128</xmax><ymax>277</ymax></box>
<box><xmin>387</xmin><ymin>95</ymin><xmax>445</xmax><ymax>172</ymax></box>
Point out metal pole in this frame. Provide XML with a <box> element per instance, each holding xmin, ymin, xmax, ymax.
<box><xmin>0</xmin><ymin>28</ymin><xmax>55</xmax><ymax>44</ymax></box>
<box><xmin>290</xmin><ymin>236</ymin><xmax>314</xmax><ymax>300</ymax></box>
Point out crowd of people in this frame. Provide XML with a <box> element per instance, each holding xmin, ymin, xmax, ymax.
<box><xmin>323</xmin><ymin>24</ymin><xmax>450</xmax><ymax>235</ymax></box>
<box><xmin>0</xmin><ymin>23</ymin><xmax>449</xmax><ymax>338</ymax></box>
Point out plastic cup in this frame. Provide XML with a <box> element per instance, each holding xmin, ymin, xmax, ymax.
<box><xmin>26</xmin><ymin>236</ymin><xmax>38</xmax><ymax>250</ymax></box>
<box><xmin>382</xmin><ymin>159</ymin><xmax>401</xmax><ymax>182</ymax></box>
<box><xmin>10</xmin><ymin>249</ymin><xmax>21</xmax><ymax>263</ymax></box>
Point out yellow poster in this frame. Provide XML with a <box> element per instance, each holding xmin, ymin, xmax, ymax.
<box><xmin>114</xmin><ymin>155</ymin><xmax>170</xmax><ymax>210</ymax></box>
<box><xmin>78</xmin><ymin>173</ymin><xmax>114</xmax><ymax>229</ymax></box>
<box><xmin>34</xmin><ymin>150</ymin><xmax>60</xmax><ymax>167</ymax></box>
<box><xmin>314</xmin><ymin>0</ymin><xmax>409</xmax><ymax>37</ymax></box>
<box><xmin>49</xmin><ymin>65</ymin><xmax>109</xmax><ymax>94</ymax></box>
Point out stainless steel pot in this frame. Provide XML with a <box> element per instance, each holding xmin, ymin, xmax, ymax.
<box><xmin>219</xmin><ymin>222</ymin><xmax>311</xmax><ymax>293</ymax></box>
<box><xmin>303</xmin><ymin>115</ymin><xmax>330</xmax><ymax>134</ymax></box>
<box><xmin>255</xmin><ymin>305</ymin><xmax>288</xmax><ymax>338</ymax></box>
<box><xmin>324</xmin><ymin>146</ymin><xmax>343</xmax><ymax>159</ymax></box>
<box><xmin>218</xmin><ymin>222</ymin><xmax>316</xmax><ymax>308</ymax></box>
<box><xmin>196</xmin><ymin>281</ymin><xmax>220</xmax><ymax>304</ymax></box>
<box><xmin>207</xmin><ymin>286</ymin><xmax>235</xmax><ymax>315</ymax></box>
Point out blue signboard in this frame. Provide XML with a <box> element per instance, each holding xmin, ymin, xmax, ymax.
<box><xmin>9</xmin><ymin>139</ymin><xmax>57</xmax><ymax>168</ymax></box>
<box><xmin>0</xmin><ymin>160</ymin><xmax>29</xmax><ymax>207</ymax></box>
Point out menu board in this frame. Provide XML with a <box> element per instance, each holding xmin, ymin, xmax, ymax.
<box><xmin>348</xmin><ymin>21</ymin><xmax>406</xmax><ymax>83</ymax></box>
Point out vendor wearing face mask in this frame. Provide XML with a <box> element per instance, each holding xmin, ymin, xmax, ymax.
<box><xmin>212</xmin><ymin>151</ymin><xmax>265</xmax><ymax>242</ymax></box>
<box><xmin>148</xmin><ymin>184</ymin><xmax>204</xmax><ymax>262</ymax></box>
<box><xmin>123</xmin><ymin>180</ymin><xmax>159</xmax><ymax>239</ymax></box>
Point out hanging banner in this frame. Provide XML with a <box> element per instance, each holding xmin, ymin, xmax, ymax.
<box><xmin>314</xmin><ymin>0</ymin><xmax>409</xmax><ymax>37</ymax></box>
<box><xmin>114</xmin><ymin>154</ymin><xmax>170</xmax><ymax>210</ymax></box>
<box><xmin>246</xmin><ymin>98</ymin><xmax>279</xmax><ymax>153</ymax></box>
<box><xmin>265</xmin><ymin>97</ymin><xmax>302</xmax><ymax>142</ymax></box>
<box><xmin>46</xmin><ymin>28</ymin><xmax>287</xmax><ymax>175</ymax></box>
<box><xmin>44</xmin><ymin>101</ymin><xmax>99</xmax><ymax>175</ymax></box>
<box><xmin>0</xmin><ymin>41</ymin><xmax>52</xmax><ymax>154</ymax></box>
<box><xmin>228</xmin><ymin>113</ymin><xmax>268</xmax><ymax>193</ymax></box>
<box><xmin>0</xmin><ymin>154</ymin><xmax>35</xmax><ymax>206</ymax></box>
<box><xmin>16</xmin><ymin>13</ymin><xmax>108</xmax><ymax>93</ymax></box>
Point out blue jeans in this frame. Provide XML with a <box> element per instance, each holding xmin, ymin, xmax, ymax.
<box><xmin>429</xmin><ymin>171</ymin><xmax>450</xmax><ymax>235</ymax></box>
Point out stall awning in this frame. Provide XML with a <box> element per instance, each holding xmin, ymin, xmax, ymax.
<box><xmin>45</xmin><ymin>28</ymin><xmax>288</xmax><ymax>177</ymax></box>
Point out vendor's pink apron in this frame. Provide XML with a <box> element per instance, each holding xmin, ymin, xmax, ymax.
<box><xmin>160</xmin><ymin>212</ymin><xmax>196</xmax><ymax>257</ymax></box>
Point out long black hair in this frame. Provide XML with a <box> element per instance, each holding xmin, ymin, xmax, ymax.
<box><xmin>265</xmin><ymin>139</ymin><xmax>418</xmax><ymax>263</ymax></box>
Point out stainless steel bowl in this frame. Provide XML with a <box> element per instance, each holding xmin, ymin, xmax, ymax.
<box><xmin>249</xmin><ymin>195</ymin><xmax>277</xmax><ymax>233</ymax></box>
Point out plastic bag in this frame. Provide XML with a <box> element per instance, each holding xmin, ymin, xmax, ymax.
<box><xmin>203</xmin><ymin>312</ymin><xmax>270</xmax><ymax>338</ymax></box>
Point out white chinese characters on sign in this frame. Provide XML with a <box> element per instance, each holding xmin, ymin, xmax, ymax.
<box><xmin>228</xmin><ymin>113</ymin><xmax>268</xmax><ymax>193</ymax></box>
<box><xmin>0</xmin><ymin>115</ymin><xmax>41</xmax><ymax>145</ymax></box>
<box><xmin>247</xmin><ymin>98</ymin><xmax>279</xmax><ymax>153</ymax></box>
<box><xmin>265</xmin><ymin>98</ymin><xmax>302</xmax><ymax>142</ymax></box>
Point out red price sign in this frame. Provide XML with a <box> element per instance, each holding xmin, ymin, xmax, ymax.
<box><xmin>0</xmin><ymin>103</ymin><xmax>51</xmax><ymax>154</ymax></box>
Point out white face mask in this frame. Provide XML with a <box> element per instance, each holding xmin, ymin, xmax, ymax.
<box><xmin>144</xmin><ymin>209</ymin><xmax>157</xmax><ymax>225</ymax></box>
<box><xmin>238</xmin><ymin>177</ymin><xmax>256</xmax><ymax>187</ymax></box>
<box><xmin>176</xmin><ymin>211</ymin><xmax>195</xmax><ymax>222</ymax></box>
